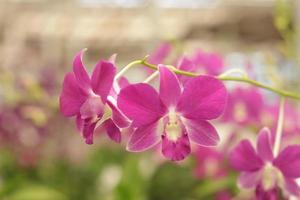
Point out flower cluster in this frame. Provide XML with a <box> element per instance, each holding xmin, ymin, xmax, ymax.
<box><xmin>60</xmin><ymin>49</ymin><xmax>129</xmax><ymax>144</ymax></box>
<box><xmin>230</xmin><ymin>127</ymin><xmax>300</xmax><ymax>198</ymax></box>
<box><xmin>60</xmin><ymin>46</ymin><xmax>300</xmax><ymax>199</ymax></box>
<box><xmin>60</xmin><ymin>49</ymin><xmax>227</xmax><ymax>161</ymax></box>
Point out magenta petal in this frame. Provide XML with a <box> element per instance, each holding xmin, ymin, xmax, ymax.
<box><xmin>238</xmin><ymin>171</ymin><xmax>261</xmax><ymax>188</ymax></box>
<box><xmin>158</xmin><ymin>65</ymin><xmax>181</xmax><ymax>107</ymax></box>
<box><xmin>104</xmin><ymin>119</ymin><xmax>121</xmax><ymax>143</ymax></box>
<box><xmin>184</xmin><ymin>119</ymin><xmax>219</xmax><ymax>146</ymax></box>
<box><xmin>118</xmin><ymin>76</ymin><xmax>130</xmax><ymax>89</ymax></box>
<box><xmin>273</xmin><ymin>145</ymin><xmax>300</xmax><ymax>178</ymax></box>
<box><xmin>177</xmin><ymin>75</ymin><xmax>227</xmax><ymax>120</ymax></box>
<box><xmin>80</xmin><ymin>96</ymin><xmax>104</xmax><ymax>119</ymax></box>
<box><xmin>255</xmin><ymin>185</ymin><xmax>278</xmax><ymax>200</ymax></box>
<box><xmin>284</xmin><ymin>178</ymin><xmax>300</xmax><ymax>197</ymax></box>
<box><xmin>148</xmin><ymin>42</ymin><xmax>172</xmax><ymax>65</ymax></box>
<box><xmin>107</xmin><ymin>100</ymin><xmax>130</xmax><ymax>128</ymax></box>
<box><xmin>229</xmin><ymin>140</ymin><xmax>263</xmax><ymax>171</ymax></box>
<box><xmin>60</xmin><ymin>73</ymin><xmax>87</xmax><ymax>117</ymax></box>
<box><xmin>256</xmin><ymin>127</ymin><xmax>273</xmax><ymax>161</ymax></box>
<box><xmin>161</xmin><ymin>133</ymin><xmax>191</xmax><ymax>161</ymax></box>
<box><xmin>91</xmin><ymin>60</ymin><xmax>116</xmax><ymax>102</ymax></box>
<box><xmin>127</xmin><ymin>121</ymin><xmax>161</xmax><ymax>152</ymax></box>
<box><xmin>80</xmin><ymin>118</ymin><xmax>97</xmax><ymax>145</ymax></box>
<box><xmin>177</xmin><ymin>57</ymin><xmax>195</xmax><ymax>84</ymax></box>
<box><xmin>73</xmin><ymin>49</ymin><xmax>91</xmax><ymax>91</ymax></box>
<box><xmin>177</xmin><ymin>56</ymin><xmax>196</xmax><ymax>72</ymax></box>
<box><xmin>118</xmin><ymin>83</ymin><xmax>167</xmax><ymax>127</ymax></box>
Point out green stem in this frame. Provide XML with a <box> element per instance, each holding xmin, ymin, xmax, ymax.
<box><xmin>273</xmin><ymin>97</ymin><xmax>285</xmax><ymax>157</ymax></box>
<box><xmin>122</xmin><ymin>59</ymin><xmax>300</xmax><ymax>100</ymax></box>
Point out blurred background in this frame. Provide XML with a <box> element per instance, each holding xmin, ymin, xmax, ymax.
<box><xmin>0</xmin><ymin>0</ymin><xmax>300</xmax><ymax>199</ymax></box>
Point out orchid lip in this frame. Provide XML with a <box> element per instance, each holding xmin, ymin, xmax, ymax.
<box><xmin>163</xmin><ymin>109</ymin><xmax>183</xmax><ymax>141</ymax></box>
<box><xmin>261</xmin><ymin>162</ymin><xmax>284</xmax><ymax>191</ymax></box>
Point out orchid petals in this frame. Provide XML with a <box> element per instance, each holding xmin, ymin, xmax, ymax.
<box><xmin>161</xmin><ymin>133</ymin><xmax>191</xmax><ymax>161</ymax></box>
<box><xmin>73</xmin><ymin>49</ymin><xmax>91</xmax><ymax>91</ymax></box>
<box><xmin>229</xmin><ymin>139</ymin><xmax>263</xmax><ymax>171</ymax></box>
<box><xmin>158</xmin><ymin>65</ymin><xmax>181</xmax><ymax>107</ymax></box>
<box><xmin>284</xmin><ymin>178</ymin><xmax>300</xmax><ymax>197</ymax></box>
<box><xmin>238</xmin><ymin>171</ymin><xmax>261</xmax><ymax>188</ymax></box>
<box><xmin>60</xmin><ymin>72</ymin><xmax>87</xmax><ymax>117</ymax></box>
<box><xmin>273</xmin><ymin>145</ymin><xmax>300</xmax><ymax>178</ymax></box>
<box><xmin>80</xmin><ymin>96</ymin><xmax>104</xmax><ymax>119</ymax></box>
<box><xmin>107</xmin><ymin>99</ymin><xmax>130</xmax><ymax>128</ymax></box>
<box><xmin>256</xmin><ymin>127</ymin><xmax>273</xmax><ymax>162</ymax></box>
<box><xmin>118</xmin><ymin>83</ymin><xmax>167</xmax><ymax>127</ymax></box>
<box><xmin>184</xmin><ymin>119</ymin><xmax>219</xmax><ymax>146</ymax></box>
<box><xmin>91</xmin><ymin>60</ymin><xmax>116</xmax><ymax>102</ymax></box>
<box><xmin>127</xmin><ymin>121</ymin><xmax>161</xmax><ymax>152</ymax></box>
<box><xmin>104</xmin><ymin>119</ymin><xmax>121</xmax><ymax>143</ymax></box>
<box><xmin>177</xmin><ymin>75</ymin><xmax>227</xmax><ymax>120</ymax></box>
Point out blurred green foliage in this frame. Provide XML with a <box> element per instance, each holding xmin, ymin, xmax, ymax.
<box><xmin>0</xmin><ymin>147</ymin><xmax>238</xmax><ymax>200</ymax></box>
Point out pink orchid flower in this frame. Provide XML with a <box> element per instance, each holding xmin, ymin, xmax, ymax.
<box><xmin>59</xmin><ymin>50</ymin><xmax>129</xmax><ymax>144</ymax></box>
<box><xmin>222</xmin><ymin>87</ymin><xmax>264</xmax><ymax>125</ymax></box>
<box><xmin>174</xmin><ymin>50</ymin><xmax>224</xmax><ymax>85</ymax></box>
<box><xmin>194</xmin><ymin>146</ymin><xmax>227</xmax><ymax>178</ymax></box>
<box><xmin>148</xmin><ymin>42</ymin><xmax>172</xmax><ymax>66</ymax></box>
<box><xmin>191</xmin><ymin>49</ymin><xmax>224</xmax><ymax>76</ymax></box>
<box><xmin>118</xmin><ymin>65</ymin><xmax>227</xmax><ymax>161</ymax></box>
<box><xmin>229</xmin><ymin>127</ymin><xmax>300</xmax><ymax>198</ymax></box>
<box><xmin>175</xmin><ymin>56</ymin><xmax>197</xmax><ymax>84</ymax></box>
<box><xmin>145</xmin><ymin>42</ymin><xmax>172</xmax><ymax>74</ymax></box>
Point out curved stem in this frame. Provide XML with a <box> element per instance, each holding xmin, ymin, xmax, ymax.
<box><xmin>115</xmin><ymin>60</ymin><xmax>143</xmax><ymax>80</ymax></box>
<box><xmin>273</xmin><ymin>97</ymin><xmax>285</xmax><ymax>157</ymax></box>
<box><xmin>122</xmin><ymin>59</ymin><xmax>300</xmax><ymax>100</ymax></box>
<box><xmin>143</xmin><ymin>71</ymin><xmax>159</xmax><ymax>83</ymax></box>
<box><xmin>218</xmin><ymin>68</ymin><xmax>248</xmax><ymax>78</ymax></box>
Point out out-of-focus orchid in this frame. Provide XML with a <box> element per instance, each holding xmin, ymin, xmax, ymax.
<box><xmin>222</xmin><ymin>87</ymin><xmax>264</xmax><ymax>125</ymax></box>
<box><xmin>229</xmin><ymin>127</ymin><xmax>300</xmax><ymax>198</ymax></box>
<box><xmin>194</xmin><ymin>146</ymin><xmax>227</xmax><ymax>178</ymax></box>
<box><xmin>118</xmin><ymin>65</ymin><xmax>227</xmax><ymax>161</ymax></box>
<box><xmin>148</xmin><ymin>42</ymin><xmax>172</xmax><ymax>66</ymax></box>
<box><xmin>59</xmin><ymin>49</ymin><xmax>129</xmax><ymax>144</ymax></box>
<box><xmin>191</xmin><ymin>49</ymin><xmax>224</xmax><ymax>76</ymax></box>
<box><xmin>263</xmin><ymin>101</ymin><xmax>300</xmax><ymax>136</ymax></box>
<box><xmin>145</xmin><ymin>42</ymin><xmax>172</xmax><ymax>75</ymax></box>
<box><xmin>175</xmin><ymin>56</ymin><xmax>196</xmax><ymax>84</ymax></box>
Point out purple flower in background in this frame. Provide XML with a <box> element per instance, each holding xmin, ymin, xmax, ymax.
<box><xmin>222</xmin><ymin>87</ymin><xmax>264</xmax><ymax>125</ymax></box>
<box><xmin>194</xmin><ymin>146</ymin><xmax>227</xmax><ymax>178</ymax></box>
<box><xmin>148</xmin><ymin>42</ymin><xmax>172</xmax><ymax>65</ymax></box>
<box><xmin>118</xmin><ymin>65</ymin><xmax>227</xmax><ymax>161</ymax></box>
<box><xmin>146</xmin><ymin>42</ymin><xmax>172</xmax><ymax>74</ymax></box>
<box><xmin>173</xmin><ymin>50</ymin><xmax>225</xmax><ymax>85</ymax></box>
<box><xmin>229</xmin><ymin>127</ymin><xmax>300</xmax><ymax>198</ymax></box>
<box><xmin>264</xmin><ymin>101</ymin><xmax>300</xmax><ymax>136</ymax></box>
<box><xmin>191</xmin><ymin>49</ymin><xmax>224</xmax><ymax>76</ymax></box>
<box><xmin>60</xmin><ymin>49</ymin><xmax>129</xmax><ymax>144</ymax></box>
<box><xmin>176</xmin><ymin>56</ymin><xmax>196</xmax><ymax>84</ymax></box>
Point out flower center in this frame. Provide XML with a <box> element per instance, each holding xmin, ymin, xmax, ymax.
<box><xmin>261</xmin><ymin>163</ymin><xmax>284</xmax><ymax>191</ymax></box>
<box><xmin>233</xmin><ymin>101</ymin><xmax>247</xmax><ymax>122</ymax></box>
<box><xmin>165</xmin><ymin>110</ymin><xmax>182</xmax><ymax>141</ymax></box>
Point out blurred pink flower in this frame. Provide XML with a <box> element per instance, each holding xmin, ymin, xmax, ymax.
<box><xmin>222</xmin><ymin>87</ymin><xmax>264</xmax><ymax>125</ymax></box>
<box><xmin>191</xmin><ymin>49</ymin><xmax>224</xmax><ymax>76</ymax></box>
<box><xmin>145</xmin><ymin>42</ymin><xmax>172</xmax><ymax>74</ymax></box>
<box><xmin>229</xmin><ymin>127</ymin><xmax>300</xmax><ymax>198</ymax></box>
<box><xmin>194</xmin><ymin>146</ymin><xmax>227</xmax><ymax>178</ymax></box>
<box><xmin>263</xmin><ymin>101</ymin><xmax>300</xmax><ymax>136</ymax></box>
<box><xmin>60</xmin><ymin>50</ymin><xmax>129</xmax><ymax>144</ymax></box>
<box><xmin>148</xmin><ymin>42</ymin><xmax>172</xmax><ymax>65</ymax></box>
<box><xmin>118</xmin><ymin>65</ymin><xmax>227</xmax><ymax>161</ymax></box>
